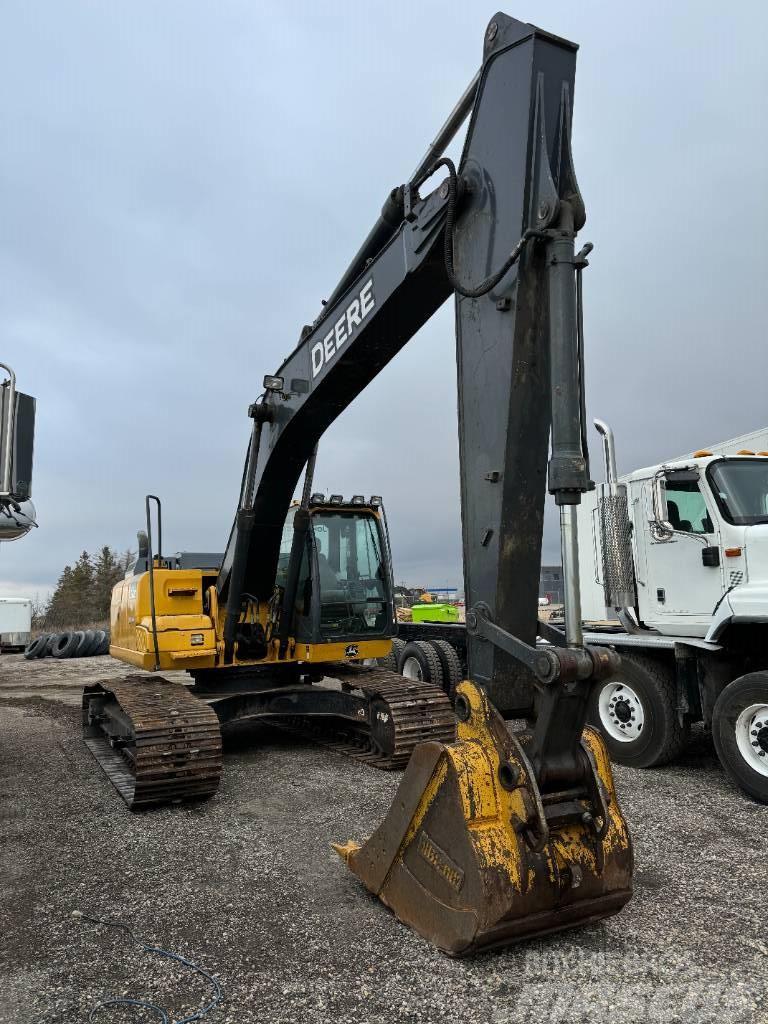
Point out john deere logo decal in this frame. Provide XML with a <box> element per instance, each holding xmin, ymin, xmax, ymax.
<box><xmin>417</xmin><ymin>831</ymin><xmax>464</xmax><ymax>891</ymax></box>
<box><xmin>345</xmin><ymin>644</ymin><xmax>359</xmax><ymax>658</ymax></box>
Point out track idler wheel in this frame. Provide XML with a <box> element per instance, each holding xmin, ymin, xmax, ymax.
<box><xmin>334</xmin><ymin>680</ymin><xmax>633</xmax><ymax>955</ymax></box>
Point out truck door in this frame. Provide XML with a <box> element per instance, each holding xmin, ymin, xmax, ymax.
<box><xmin>641</xmin><ymin>473</ymin><xmax>725</xmax><ymax>636</ymax></box>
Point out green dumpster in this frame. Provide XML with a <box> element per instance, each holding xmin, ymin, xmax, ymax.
<box><xmin>410</xmin><ymin>603</ymin><xmax>460</xmax><ymax>624</ymax></box>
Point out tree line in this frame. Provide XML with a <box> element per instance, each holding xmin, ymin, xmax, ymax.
<box><xmin>37</xmin><ymin>546</ymin><xmax>135</xmax><ymax>628</ymax></box>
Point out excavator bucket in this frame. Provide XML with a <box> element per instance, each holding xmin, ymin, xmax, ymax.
<box><xmin>334</xmin><ymin>681</ymin><xmax>632</xmax><ymax>955</ymax></box>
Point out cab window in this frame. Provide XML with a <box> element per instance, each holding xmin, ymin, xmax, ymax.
<box><xmin>664</xmin><ymin>479</ymin><xmax>712</xmax><ymax>534</ymax></box>
<box><xmin>708</xmin><ymin>459</ymin><xmax>768</xmax><ymax>526</ymax></box>
<box><xmin>274</xmin><ymin>506</ymin><xmax>298</xmax><ymax>588</ymax></box>
<box><xmin>311</xmin><ymin>512</ymin><xmax>389</xmax><ymax>637</ymax></box>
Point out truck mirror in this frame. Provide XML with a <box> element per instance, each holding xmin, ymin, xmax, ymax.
<box><xmin>651</xmin><ymin>475</ymin><xmax>674</xmax><ymax>536</ymax></box>
<box><xmin>0</xmin><ymin>365</ymin><xmax>35</xmax><ymax>503</ymax></box>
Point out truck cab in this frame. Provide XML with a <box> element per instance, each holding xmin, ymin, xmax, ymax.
<box><xmin>577</xmin><ymin>423</ymin><xmax>768</xmax><ymax>803</ymax></box>
<box><xmin>627</xmin><ymin>452</ymin><xmax>768</xmax><ymax>639</ymax></box>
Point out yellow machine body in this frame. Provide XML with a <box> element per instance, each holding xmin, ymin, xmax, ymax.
<box><xmin>109</xmin><ymin>501</ymin><xmax>393</xmax><ymax>674</ymax></box>
<box><xmin>335</xmin><ymin>681</ymin><xmax>632</xmax><ymax>955</ymax></box>
<box><xmin>110</xmin><ymin>567</ymin><xmax>391</xmax><ymax>672</ymax></box>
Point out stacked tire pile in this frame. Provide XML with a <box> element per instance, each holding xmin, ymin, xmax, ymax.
<box><xmin>378</xmin><ymin>637</ymin><xmax>463</xmax><ymax>698</ymax></box>
<box><xmin>23</xmin><ymin>629</ymin><xmax>110</xmax><ymax>661</ymax></box>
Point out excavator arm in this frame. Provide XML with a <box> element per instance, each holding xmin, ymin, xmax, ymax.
<box><xmin>222</xmin><ymin>17</ymin><xmax>586</xmax><ymax>684</ymax></box>
<box><xmin>214</xmin><ymin>11</ymin><xmax>633</xmax><ymax>952</ymax></box>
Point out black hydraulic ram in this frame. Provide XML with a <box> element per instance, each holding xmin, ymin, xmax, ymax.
<box><xmin>222</xmin><ymin>397</ymin><xmax>273</xmax><ymax>662</ymax></box>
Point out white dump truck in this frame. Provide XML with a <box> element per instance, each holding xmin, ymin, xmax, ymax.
<box><xmin>578</xmin><ymin>421</ymin><xmax>768</xmax><ymax>802</ymax></box>
<box><xmin>0</xmin><ymin>597</ymin><xmax>32</xmax><ymax>651</ymax></box>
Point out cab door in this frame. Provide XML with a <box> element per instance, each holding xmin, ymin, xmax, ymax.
<box><xmin>641</xmin><ymin>471</ymin><xmax>725</xmax><ymax>636</ymax></box>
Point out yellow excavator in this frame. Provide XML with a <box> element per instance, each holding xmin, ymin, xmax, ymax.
<box><xmin>83</xmin><ymin>12</ymin><xmax>632</xmax><ymax>955</ymax></box>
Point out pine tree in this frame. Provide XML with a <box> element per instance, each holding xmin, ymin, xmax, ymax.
<box><xmin>69</xmin><ymin>551</ymin><xmax>95</xmax><ymax>622</ymax></box>
<box><xmin>46</xmin><ymin>564</ymin><xmax>75</xmax><ymax>627</ymax></box>
<box><xmin>45</xmin><ymin>546</ymin><xmax>135</xmax><ymax>628</ymax></box>
<box><xmin>120</xmin><ymin>549</ymin><xmax>136</xmax><ymax>575</ymax></box>
<box><xmin>92</xmin><ymin>546</ymin><xmax>123</xmax><ymax>620</ymax></box>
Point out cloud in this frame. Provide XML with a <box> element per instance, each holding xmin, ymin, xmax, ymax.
<box><xmin>1</xmin><ymin>0</ymin><xmax>767</xmax><ymax>602</ymax></box>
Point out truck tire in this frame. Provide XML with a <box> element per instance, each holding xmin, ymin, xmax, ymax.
<box><xmin>45</xmin><ymin>634</ymin><xmax>59</xmax><ymax>655</ymax></box>
<box><xmin>51</xmin><ymin>632</ymin><xmax>80</xmax><ymax>659</ymax></box>
<box><xmin>428</xmin><ymin>639</ymin><xmax>463</xmax><ymax>698</ymax></box>
<box><xmin>377</xmin><ymin>636</ymin><xmax>406</xmax><ymax>672</ymax></box>
<box><xmin>712</xmin><ymin>672</ymin><xmax>768</xmax><ymax>804</ymax></box>
<box><xmin>398</xmin><ymin>640</ymin><xmax>444</xmax><ymax>691</ymax></box>
<box><xmin>69</xmin><ymin>630</ymin><xmax>86</xmax><ymax>656</ymax></box>
<box><xmin>92</xmin><ymin>630</ymin><xmax>109</xmax><ymax>656</ymax></box>
<box><xmin>76</xmin><ymin>629</ymin><xmax>97</xmax><ymax>656</ymax></box>
<box><xmin>587</xmin><ymin>652</ymin><xmax>687</xmax><ymax>768</ymax></box>
<box><xmin>23</xmin><ymin>634</ymin><xmax>50</xmax><ymax>660</ymax></box>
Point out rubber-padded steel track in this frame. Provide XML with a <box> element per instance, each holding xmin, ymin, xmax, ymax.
<box><xmin>82</xmin><ymin>675</ymin><xmax>223</xmax><ymax>810</ymax></box>
<box><xmin>279</xmin><ymin>663</ymin><xmax>456</xmax><ymax>769</ymax></box>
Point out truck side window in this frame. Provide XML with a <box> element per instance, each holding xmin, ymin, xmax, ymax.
<box><xmin>664</xmin><ymin>479</ymin><xmax>712</xmax><ymax>534</ymax></box>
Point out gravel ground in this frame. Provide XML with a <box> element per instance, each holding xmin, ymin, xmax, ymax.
<box><xmin>0</xmin><ymin>653</ymin><xmax>766</xmax><ymax>1024</ymax></box>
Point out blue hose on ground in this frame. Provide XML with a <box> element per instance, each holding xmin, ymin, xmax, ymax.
<box><xmin>73</xmin><ymin>911</ymin><xmax>223</xmax><ymax>1023</ymax></box>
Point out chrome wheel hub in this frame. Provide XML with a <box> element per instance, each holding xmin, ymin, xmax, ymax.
<box><xmin>735</xmin><ymin>703</ymin><xmax>768</xmax><ymax>778</ymax></box>
<box><xmin>598</xmin><ymin>681</ymin><xmax>645</xmax><ymax>743</ymax></box>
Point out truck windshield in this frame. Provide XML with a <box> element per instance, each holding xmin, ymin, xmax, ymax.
<box><xmin>708</xmin><ymin>459</ymin><xmax>768</xmax><ymax>526</ymax></box>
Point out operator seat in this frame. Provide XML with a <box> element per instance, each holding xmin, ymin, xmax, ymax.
<box><xmin>317</xmin><ymin>552</ymin><xmax>342</xmax><ymax>589</ymax></box>
<box><xmin>667</xmin><ymin>500</ymin><xmax>692</xmax><ymax>533</ymax></box>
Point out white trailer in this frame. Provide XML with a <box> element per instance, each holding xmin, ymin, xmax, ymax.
<box><xmin>578</xmin><ymin>421</ymin><xmax>768</xmax><ymax>802</ymax></box>
<box><xmin>0</xmin><ymin>597</ymin><xmax>32</xmax><ymax>651</ymax></box>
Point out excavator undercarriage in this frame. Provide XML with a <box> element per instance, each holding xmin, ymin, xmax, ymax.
<box><xmin>83</xmin><ymin>664</ymin><xmax>455</xmax><ymax>809</ymax></box>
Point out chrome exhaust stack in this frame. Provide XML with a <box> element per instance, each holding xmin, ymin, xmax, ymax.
<box><xmin>593</xmin><ymin>420</ymin><xmax>637</xmax><ymax>623</ymax></box>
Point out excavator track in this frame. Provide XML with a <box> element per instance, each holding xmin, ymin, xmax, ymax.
<box><xmin>82</xmin><ymin>675</ymin><xmax>223</xmax><ymax>810</ymax></box>
<box><xmin>82</xmin><ymin>666</ymin><xmax>453</xmax><ymax>810</ymax></box>
<box><xmin>278</xmin><ymin>663</ymin><xmax>456</xmax><ymax>769</ymax></box>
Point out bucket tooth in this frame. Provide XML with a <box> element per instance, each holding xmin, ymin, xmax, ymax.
<box><xmin>335</xmin><ymin>680</ymin><xmax>633</xmax><ymax>955</ymax></box>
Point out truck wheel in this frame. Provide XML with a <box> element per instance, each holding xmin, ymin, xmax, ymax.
<box><xmin>398</xmin><ymin>641</ymin><xmax>444</xmax><ymax>691</ymax></box>
<box><xmin>51</xmin><ymin>632</ymin><xmax>80</xmax><ymax>659</ymax></box>
<box><xmin>428</xmin><ymin>639</ymin><xmax>463</xmax><ymax>698</ymax></box>
<box><xmin>712</xmin><ymin>672</ymin><xmax>768</xmax><ymax>803</ymax></box>
<box><xmin>377</xmin><ymin>637</ymin><xmax>406</xmax><ymax>672</ymax></box>
<box><xmin>45</xmin><ymin>633</ymin><xmax>59</xmax><ymax>655</ymax></box>
<box><xmin>23</xmin><ymin>634</ymin><xmax>50</xmax><ymax>660</ymax></box>
<box><xmin>587</xmin><ymin>653</ymin><xmax>686</xmax><ymax>768</ymax></box>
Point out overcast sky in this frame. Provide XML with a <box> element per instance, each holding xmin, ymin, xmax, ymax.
<box><xmin>2</xmin><ymin>0</ymin><xmax>767</xmax><ymax>600</ymax></box>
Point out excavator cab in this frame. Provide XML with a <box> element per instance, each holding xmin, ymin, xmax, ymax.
<box><xmin>277</xmin><ymin>497</ymin><xmax>394</xmax><ymax>647</ymax></box>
